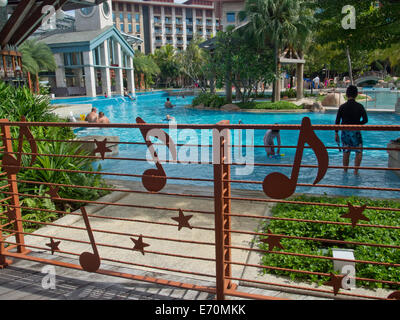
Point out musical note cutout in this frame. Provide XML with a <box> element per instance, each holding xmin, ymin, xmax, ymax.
<box><xmin>2</xmin><ymin>116</ymin><xmax>37</xmax><ymax>175</ymax></box>
<box><xmin>263</xmin><ymin>117</ymin><xmax>328</xmax><ymax>199</ymax></box>
<box><xmin>387</xmin><ymin>291</ymin><xmax>400</xmax><ymax>300</ymax></box>
<box><xmin>79</xmin><ymin>207</ymin><xmax>101</xmax><ymax>272</ymax></box>
<box><xmin>136</xmin><ymin>117</ymin><xmax>177</xmax><ymax>192</ymax></box>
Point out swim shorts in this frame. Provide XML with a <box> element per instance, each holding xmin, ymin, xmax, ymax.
<box><xmin>341</xmin><ymin>131</ymin><xmax>363</xmax><ymax>153</ymax></box>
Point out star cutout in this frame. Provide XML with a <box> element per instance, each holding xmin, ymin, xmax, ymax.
<box><xmin>171</xmin><ymin>209</ymin><xmax>193</xmax><ymax>231</ymax></box>
<box><xmin>324</xmin><ymin>273</ymin><xmax>345</xmax><ymax>295</ymax></box>
<box><xmin>341</xmin><ymin>203</ymin><xmax>369</xmax><ymax>227</ymax></box>
<box><xmin>6</xmin><ymin>208</ymin><xmax>16</xmax><ymax>222</ymax></box>
<box><xmin>130</xmin><ymin>235</ymin><xmax>150</xmax><ymax>255</ymax></box>
<box><xmin>260</xmin><ymin>229</ymin><xmax>284</xmax><ymax>251</ymax></box>
<box><xmin>46</xmin><ymin>185</ymin><xmax>60</xmax><ymax>199</ymax></box>
<box><xmin>45</xmin><ymin>237</ymin><xmax>61</xmax><ymax>255</ymax></box>
<box><xmin>93</xmin><ymin>139</ymin><xmax>112</xmax><ymax>160</ymax></box>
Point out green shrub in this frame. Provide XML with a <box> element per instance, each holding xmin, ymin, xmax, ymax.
<box><xmin>192</xmin><ymin>92</ymin><xmax>226</xmax><ymax>108</ymax></box>
<box><xmin>238</xmin><ymin>101</ymin><xmax>302</xmax><ymax>110</ymax></box>
<box><xmin>258</xmin><ymin>195</ymin><xmax>400</xmax><ymax>289</ymax></box>
<box><xmin>0</xmin><ymin>82</ymin><xmax>110</xmax><ymax>232</ymax></box>
<box><xmin>281</xmin><ymin>88</ymin><xmax>297</xmax><ymax>99</ymax></box>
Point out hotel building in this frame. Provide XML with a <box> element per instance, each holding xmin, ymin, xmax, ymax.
<box><xmin>111</xmin><ymin>0</ymin><xmax>222</xmax><ymax>54</ymax></box>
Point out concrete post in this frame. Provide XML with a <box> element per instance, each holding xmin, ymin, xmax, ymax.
<box><xmin>54</xmin><ymin>53</ymin><xmax>66</xmax><ymax>88</ymax></box>
<box><xmin>115</xmin><ymin>42</ymin><xmax>124</xmax><ymax>95</ymax></box>
<box><xmin>395</xmin><ymin>97</ymin><xmax>400</xmax><ymax>114</ymax></box>
<box><xmin>100</xmin><ymin>41</ymin><xmax>112</xmax><ymax>97</ymax></box>
<box><xmin>127</xmin><ymin>56</ymin><xmax>135</xmax><ymax>95</ymax></box>
<box><xmin>83</xmin><ymin>51</ymin><xmax>96</xmax><ymax>97</ymax></box>
<box><xmin>296</xmin><ymin>63</ymin><xmax>304</xmax><ymax>100</ymax></box>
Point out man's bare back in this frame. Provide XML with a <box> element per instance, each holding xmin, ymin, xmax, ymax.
<box><xmin>85</xmin><ymin>108</ymin><xmax>98</xmax><ymax>123</ymax></box>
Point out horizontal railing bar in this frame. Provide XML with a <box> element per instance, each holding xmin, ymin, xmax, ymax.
<box><xmin>0</xmin><ymin>178</ymin><xmax>216</xmax><ymax>208</ymax></box>
<box><xmin>17</xmin><ymin>218</ymin><xmax>215</xmax><ymax>245</ymax></box>
<box><xmin>1</xmin><ymin>190</ymin><xmax>215</xmax><ymax>206</ymax></box>
<box><xmin>1</xmin><ymin>249</ymin><xmax>217</xmax><ymax>292</ymax></box>
<box><xmin>0</xmin><ymin>197</ymin><xmax>12</xmax><ymax>203</ymax></box>
<box><xmin>2</xmin><ymin>229</ymin><xmax>215</xmax><ymax>261</ymax></box>
<box><xmin>226</xmin><ymin>213</ymin><xmax>400</xmax><ymax>230</ymax></box>
<box><xmin>227</xmin><ymin>261</ymin><xmax>400</xmax><ymax>286</ymax></box>
<box><xmin>0</xmin><ymin>184</ymin><xmax>10</xmax><ymax>190</ymax></box>
<box><xmin>1</xmin><ymin>203</ymin><xmax>215</xmax><ymax>223</ymax></box>
<box><xmin>224</xmin><ymin>288</ymin><xmax>288</xmax><ymax>300</ymax></box>
<box><xmin>226</xmin><ymin>277</ymin><xmax>384</xmax><ymax>300</ymax></box>
<box><xmin>4</xmin><ymin>137</ymin><xmax>400</xmax><ymax>151</ymax></box>
<box><xmin>226</xmin><ymin>179</ymin><xmax>400</xmax><ymax>192</ymax></box>
<box><xmin>3</xmin><ymin>121</ymin><xmax>400</xmax><ymax>131</ymax></box>
<box><xmin>226</xmin><ymin>245</ymin><xmax>400</xmax><ymax>267</ymax></box>
<box><xmin>225</xmin><ymin>196</ymin><xmax>400</xmax><ymax>213</ymax></box>
<box><xmin>227</xmin><ymin>229</ymin><xmax>400</xmax><ymax>249</ymax></box>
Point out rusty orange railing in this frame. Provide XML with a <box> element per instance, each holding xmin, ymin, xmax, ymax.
<box><xmin>0</xmin><ymin>117</ymin><xmax>399</xmax><ymax>300</ymax></box>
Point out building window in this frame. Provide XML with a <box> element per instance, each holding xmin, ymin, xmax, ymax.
<box><xmin>226</xmin><ymin>12</ymin><xmax>235</xmax><ymax>23</ymax></box>
<box><xmin>135</xmin><ymin>4</ymin><xmax>140</xmax><ymax>12</ymax></box>
<box><xmin>127</xmin><ymin>4</ymin><xmax>131</xmax><ymax>11</ymax></box>
<box><xmin>128</xmin><ymin>23</ymin><xmax>132</xmax><ymax>33</ymax></box>
<box><xmin>119</xmin><ymin>13</ymin><xmax>124</xmax><ymax>20</ymax></box>
<box><xmin>118</xmin><ymin>3</ymin><xmax>124</xmax><ymax>11</ymax></box>
<box><xmin>128</xmin><ymin>13</ymin><xmax>132</xmax><ymax>21</ymax></box>
<box><xmin>135</xmin><ymin>13</ymin><xmax>140</xmax><ymax>22</ymax></box>
<box><xmin>112</xmin><ymin>2</ymin><xmax>115</xmax><ymax>11</ymax></box>
<box><xmin>138</xmin><ymin>45</ymin><xmax>141</xmax><ymax>51</ymax></box>
<box><xmin>136</xmin><ymin>24</ymin><xmax>140</xmax><ymax>32</ymax></box>
<box><xmin>120</xmin><ymin>23</ymin><xmax>124</xmax><ymax>31</ymax></box>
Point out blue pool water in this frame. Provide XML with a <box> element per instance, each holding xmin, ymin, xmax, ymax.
<box><xmin>53</xmin><ymin>92</ymin><xmax>400</xmax><ymax>199</ymax></box>
<box><xmin>359</xmin><ymin>88</ymin><xmax>399</xmax><ymax>109</ymax></box>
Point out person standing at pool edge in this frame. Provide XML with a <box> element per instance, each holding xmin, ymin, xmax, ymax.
<box><xmin>335</xmin><ymin>85</ymin><xmax>368</xmax><ymax>175</ymax></box>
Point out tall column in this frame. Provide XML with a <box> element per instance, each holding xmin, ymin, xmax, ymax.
<box><xmin>115</xmin><ymin>42</ymin><xmax>124</xmax><ymax>95</ymax></box>
<box><xmin>161</xmin><ymin>6</ymin><xmax>166</xmax><ymax>46</ymax></box>
<box><xmin>54</xmin><ymin>53</ymin><xmax>66</xmax><ymax>87</ymax></box>
<box><xmin>100</xmin><ymin>41</ymin><xmax>112</xmax><ymax>97</ymax></box>
<box><xmin>149</xmin><ymin>5</ymin><xmax>155</xmax><ymax>53</ymax></box>
<box><xmin>192</xmin><ymin>9</ymin><xmax>196</xmax><ymax>37</ymax></box>
<box><xmin>172</xmin><ymin>7</ymin><xmax>176</xmax><ymax>48</ymax></box>
<box><xmin>296</xmin><ymin>63</ymin><xmax>304</xmax><ymax>100</ymax></box>
<box><xmin>202</xmin><ymin>10</ymin><xmax>206</xmax><ymax>39</ymax></box>
<box><xmin>212</xmin><ymin>9</ymin><xmax>216</xmax><ymax>36</ymax></box>
<box><xmin>127</xmin><ymin>56</ymin><xmax>135</xmax><ymax>95</ymax></box>
<box><xmin>83</xmin><ymin>51</ymin><xmax>96</xmax><ymax>97</ymax></box>
<box><xmin>182</xmin><ymin>8</ymin><xmax>187</xmax><ymax>50</ymax></box>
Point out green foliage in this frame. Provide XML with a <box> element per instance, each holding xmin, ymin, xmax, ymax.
<box><xmin>0</xmin><ymin>83</ymin><xmax>109</xmax><ymax>232</ymax></box>
<box><xmin>238</xmin><ymin>101</ymin><xmax>301</xmax><ymax>110</ymax></box>
<box><xmin>19</xmin><ymin>39</ymin><xmax>56</xmax><ymax>75</ymax></box>
<box><xmin>133</xmin><ymin>50</ymin><xmax>160</xmax><ymax>88</ymax></box>
<box><xmin>258</xmin><ymin>195</ymin><xmax>400</xmax><ymax>289</ymax></box>
<box><xmin>152</xmin><ymin>45</ymin><xmax>180</xmax><ymax>87</ymax></box>
<box><xmin>281</xmin><ymin>88</ymin><xmax>297</xmax><ymax>99</ymax></box>
<box><xmin>192</xmin><ymin>92</ymin><xmax>226</xmax><ymax>108</ymax></box>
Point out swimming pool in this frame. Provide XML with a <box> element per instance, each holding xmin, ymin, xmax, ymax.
<box><xmin>359</xmin><ymin>88</ymin><xmax>399</xmax><ymax>110</ymax></box>
<box><xmin>54</xmin><ymin>92</ymin><xmax>400</xmax><ymax>199</ymax></box>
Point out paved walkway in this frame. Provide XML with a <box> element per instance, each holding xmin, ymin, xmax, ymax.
<box><xmin>1</xmin><ymin>180</ymin><xmax>390</xmax><ymax>300</ymax></box>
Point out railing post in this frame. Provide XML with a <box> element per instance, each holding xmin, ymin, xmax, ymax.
<box><xmin>0</xmin><ymin>120</ymin><xmax>29</xmax><ymax>255</ymax></box>
<box><xmin>213</xmin><ymin>121</ymin><xmax>234</xmax><ymax>300</ymax></box>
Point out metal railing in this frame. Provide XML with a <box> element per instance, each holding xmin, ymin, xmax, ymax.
<box><xmin>0</xmin><ymin>118</ymin><xmax>400</xmax><ymax>300</ymax></box>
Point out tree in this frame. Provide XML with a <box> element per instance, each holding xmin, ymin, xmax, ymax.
<box><xmin>19</xmin><ymin>39</ymin><xmax>56</xmax><ymax>93</ymax></box>
<box><xmin>132</xmin><ymin>51</ymin><xmax>160</xmax><ymax>89</ymax></box>
<box><xmin>315</xmin><ymin>0</ymin><xmax>400</xmax><ymax>83</ymax></box>
<box><xmin>212</xmin><ymin>27</ymin><xmax>275</xmax><ymax>103</ymax></box>
<box><xmin>177</xmin><ymin>36</ymin><xmax>210</xmax><ymax>92</ymax></box>
<box><xmin>151</xmin><ymin>45</ymin><xmax>180</xmax><ymax>88</ymax></box>
<box><xmin>243</xmin><ymin>0</ymin><xmax>314</xmax><ymax>102</ymax></box>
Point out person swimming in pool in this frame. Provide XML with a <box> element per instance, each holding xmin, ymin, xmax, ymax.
<box><xmin>164</xmin><ymin>114</ymin><xmax>175</xmax><ymax>121</ymax></box>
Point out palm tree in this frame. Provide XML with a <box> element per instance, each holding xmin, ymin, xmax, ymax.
<box><xmin>243</xmin><ymin>0</ymin><xmax>313</xmax><ymax>101</ymax></box>
<box><xmin>132</xmin><ymin>51</ymin><xmax>160</xmax><ymax>90</ymax></box>
<box><xmin>152</xmin><ymin>44</ymin><xmax>180</xmax><ymax>88</ymax></box>
<box><xmin>19</xmin><ymin>39</ymin><xmax>56</xmax><ymax>93</ymax></box>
